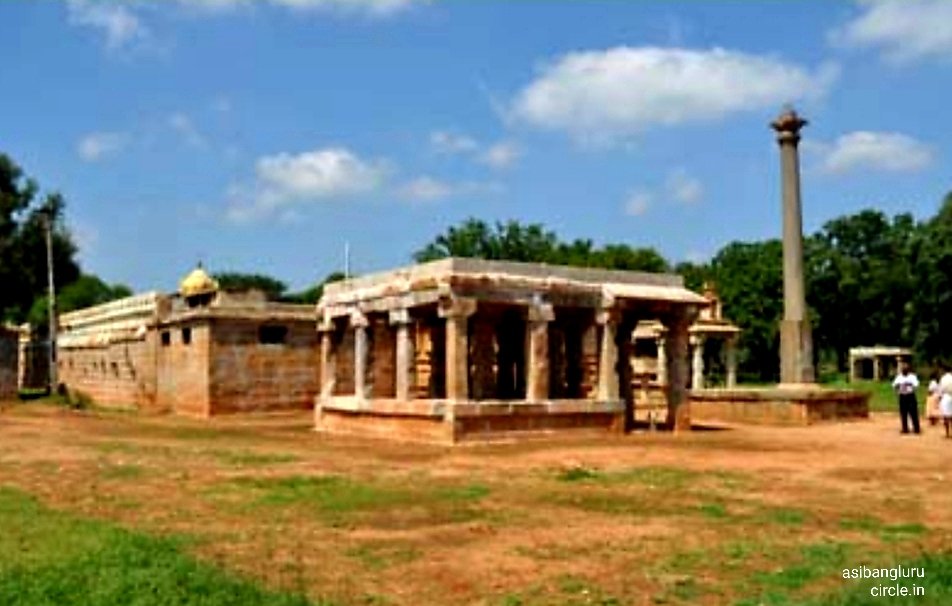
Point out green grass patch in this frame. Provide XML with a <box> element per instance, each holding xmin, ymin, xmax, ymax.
<box><xmin>345</xmin><ymin>542</ymin><xmax>421</xmax><ymax>571</ymax></box>
<box><xmin>810</xmin><ymin>552</ymin><xmax>952</xmax><ymax>605</ymax></box>
<box><xmin>555</xmin><ymin>465</ymin><xmax>700</xmax><ymax>489</ymax></box>
<box><xmin>211</xmin><ymin>450</ymin><xmax>301</xmax><ymax>467</ymax></box>
<box><xmin>838</xmin><ymin>515</ymin><xmax>882</xmax><ymax>532</ymax></box>
<box><xmin>98</xmin><ymin>462</ymin><xmax>145</xmax><ymax>480</ymax></box>
<box><xmin>699</xmin><ymin>502</ymin><xmax>730</xmax><ymax>519</ymax></box>
<box><xmin>224</xmin><ymin>475</ymin><xmax>489</xmax><ymax>528</ymax></box>
<box><xmin>820</xmin><ymin>378</ymin><xmax>897</xmax><ymax>413</ymax></box>
<box><xmin>0</xmin><ymin>486</ymin><xmax>323</xmax><ymax>605</ymax></box>
<box><xmin>761</xmin><ymin>507</ymin><xmax>808</xmax><ymax>527</ymax></box>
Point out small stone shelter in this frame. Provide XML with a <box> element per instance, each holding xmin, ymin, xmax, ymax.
<box><xmin>631</xmin><ymin>282</ymin><xmax>741</xmax><ymax>390</ymax></box>
<box><xmin>315</xmin><ymin>258</ymin><xmax>708</xmax><ymax>443</ymax></box>
<box><xmin>848</xmin><ymin>346</ymin><xmax>912</xmax><ymax>382</ymax></box>
<box><xmin>56</xmin><ymin>266</ymin><xmax>319</xmax><ymax>416</ymax></box>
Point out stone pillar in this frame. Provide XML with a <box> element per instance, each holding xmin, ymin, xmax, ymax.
<box><xmin>656</xmin><ymin>334</ymin><xmax>667</xmax><ymax>386</ymax></box>
<box><xmin>690</xmin><ymin>335</ymin><xmax>705</xmax><ymax>390</ymax></box>
<box><xmin>351</xmin><ymin>310</ymin><xmax>369</xmax><ymax>401</ymax></box>
<box><xmin>873</xmin><ymin>356</ymin><xmax>882</xmax><ymax>382</ymax></box>
<box><xmin>596</xmin><ymin>308</ymin><xmax>620</xmax><ymax>401</ymax></box>
<box><xmin>772</xmin><ymin>108</ymin><xmax>815</xmax><ymax>385</ymax></box>
<box><xmin>726</xmin><ymin>336</ymin><xmax>738</xmax><ymax>388</ymax></box>
<box><xmin>439</xmin><ymin>298</ymin><xmax>476</xmax><ymax>402</ymax></box>
<box><xmin>390</xmin><ymin>309</ymin><xmax>414</xmax><ymax>402</ymax></box>
<box><xmin>526</xmin><ymin>303</ymin><xmax>554</xmax><ymax>401</ymax></box>
<box><xmin>318</xmin><ymin>319</ymin><xmax>338</xmax><ymax>400</ymax></box>
<box><xmin>664</xmin><ymin>308</ymin><xmax>694</xmax><ymax>432</ymax></box>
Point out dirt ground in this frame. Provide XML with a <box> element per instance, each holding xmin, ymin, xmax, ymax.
<box><xmin>0</xmin><ymin>401</ymin><xmax>949</xmax><ymax>605</ymax></box>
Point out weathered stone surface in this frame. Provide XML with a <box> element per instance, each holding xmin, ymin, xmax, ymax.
<box><xmin>690</xmin><ymin>387</ymin><xmax>869</xmax><ymax>426</ymax></box>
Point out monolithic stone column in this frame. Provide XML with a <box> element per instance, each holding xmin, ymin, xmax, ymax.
<box><xmin>526</xmin><ymin>303</ymin><xmax>555</xmax><ymax>401</ymax></box>
<box><xmin>726</xmin><ymin>336</ymin><xmax>738</xmax><ymax>388</ymax></box>
<box><xmin>389</xmin><ymin>309</ymin><xmax>414</xmax><ymax>402</ymax></box>
<box><xmin>664</xmin><ymin>308</ymin><xmax>694</xmax><ymax>432</ymax></box>
<box><xmin>873</xmin><ymin>356</ymin><xmax>882</xmax><ymax>382</ymax></box>
<box><xmin>351</xmin><ymin>310</ymin><xmax>369</xmax><ymax>401</ymax></box>
<box><xmin>690</xmin><ymin>335</ymin><xmax>705</xmax><ymax>390</ymax></box>
<box><xmin>772</xmin><ymin>108</ymin><xmax>815</xmax><ymax>385</ymax></box>
<box><xmin>596</xmin><ymin>308</ymin><xmax>620</xmax><ymax>401</ymax></box>
<box><xmin>656</xmin><ymin>334</ymin><xmax>667</xmax><ymax>386</ymax></box>
<box><xmin>318</xmin><ymin>319</ymin><xmax>338</xmax><ymax>400</ymax></box>
<box><xmin>439</xmin><ymin>298</ymin><xmax>476</xmax><ymax>402</ymax></box>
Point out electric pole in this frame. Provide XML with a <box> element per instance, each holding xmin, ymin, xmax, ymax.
<box><xmin>43</xmin><ymin>210</ymin><xmax>57</xmax><ymax>391</ymax></box>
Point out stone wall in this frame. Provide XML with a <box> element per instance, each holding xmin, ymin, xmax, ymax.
<box><xmin>0</xmin><ymin>329</ymin><xmax>18</xmax><ymax>400</ymax></box>
<box><xmin>690</xmin><ymin>387</ymin><xmax>870</xmax><ymax>426</ymax></box>
<box><xmin>368</xmin><ymin>317</ymin><xmax>396</xmax><ymax>398</ymax></box>
<box><xmin>58</xmin><ymin>336</ymin><xmax>158</xmax><ymax>410</ymax></box>
<box><xmin>207</xmin><ymin>318</ymin><xmax>319</xmax><ymax>414</ymax></box>
<box><xmin>156</xmin><ymin>323</ymin><xmax>211</xmax><ymax>416</ymax></box>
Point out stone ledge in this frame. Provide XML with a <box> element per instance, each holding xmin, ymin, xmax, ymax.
<box><xmin>317</xmin><ymin>397</ymin><xmax>624</xmax><ymax>419</ymax></box>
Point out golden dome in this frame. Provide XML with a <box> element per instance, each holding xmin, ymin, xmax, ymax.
<box><xmin>179</xmin><ymin>265</ymin><xmax>219</xmax><ymax>298</ymax></box>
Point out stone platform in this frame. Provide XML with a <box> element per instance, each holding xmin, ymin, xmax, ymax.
<box><xmin>689</xmin><ymin>386</ymin><xmax>869</xmax><ymax>426</ymax></box>
<box><xmin>315</xmin><ymin>398</ymin><xmax>625</xmax><ymax>444</ymax></box>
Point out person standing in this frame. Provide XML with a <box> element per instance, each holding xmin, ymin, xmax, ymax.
<box><xmin>940</xmin><ymin>365</ymin><xmax>952</xmax><ymax>439</ymax></box>
<box><xmin>926</xmin><ymin>372</ymin><xmax>942</xmax><ymax>426</ymax></box>
<box><xmin>892</xmin><ymin>363</ymin><xmax>920</xmax><ymax>435</ymax></box>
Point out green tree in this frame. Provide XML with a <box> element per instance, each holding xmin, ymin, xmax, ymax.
<box><xmin>282</xmin><ymin>271</ymin><xmax>347</xmax><ymax>304</ymax></box>
<box><xmin>710</xmin><ymin>240</ymin><xmax>783</xmax><ymax>382</ymax></box>
<box><xmin>28</xmin><ymin>275</ymin><xmax>132</xmax><ymax>329</ymax></box>
<box><xmin>0</xmin><ymin>154</ymin><xmax>80</xmax><ymax>325</ymax></box>
<box><xmin>214</xmin><ymin>272</ymin><xmax>288</xmax><ymax>301</ymax></box>
<box><xmin>413</xmin><ymin>218</ymin><xmax>669</xmax><ymax>272</ymax></box>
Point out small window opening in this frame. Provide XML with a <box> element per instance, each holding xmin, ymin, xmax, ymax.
<box><xmin>161</xmin><ymin>331</ymin><xmax>171</xmax><ymax>346</ymax></box>
<box><xmin>182</xmin><ymin>327</ymin><xmax>192</xmax><ymax>345</ymax></box>
<box><xmin>258</xmin><ymin>325</ymin><xmax>288</xmax><ymax>345</ymax></box>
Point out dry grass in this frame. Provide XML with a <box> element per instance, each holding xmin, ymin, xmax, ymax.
<box><xmin>1</xmin><ymin>401</ymin><xmax>950</xmax><ymax>605</ymax></box>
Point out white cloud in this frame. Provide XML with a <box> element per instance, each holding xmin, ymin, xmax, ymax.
<box><xmin>397</xmin><ymin>176</ymin><xmax>456</xmax><ymax>202</ymax></box>
<box><xmin>478</xmin><ymin>141</ymin><xmax>522</xmax><ymax>170</ymax></box>
<box><xmin>832</xmin><ymin>0</ymin><xmax>952</xmax><ymax>63</ymax></box>
<box><xmin>67</xmin><ymin>0</ymin><xmax>148</xmax><ymax>51</ymax></box>
<box><xmin>267</xmin><ymin>0</ymin><xmax>419</xmax><ymax>17</ymax></box>
<box><xmin>512</xmin><ymin>46</ymin><xmax>837</xmax><ymax>142</ymax></box>
<box><xmin>77</xmin><ymin>131</ymin><xmax>129</xmax><ymax>162</ymax></box>
<box><xmin>812</xmin><ymin>131</ymin><xmax>934</xmax><ymax>174</ymax></box>
<box><xmin>624</xmin><ymin>190</ymin><xmax>652</xmax><ymax>217</ymax></box>
<box><xmin>666</xmin><ymin>168</ymin><xmax>703</xmax><ymax>205</ymax></box>
<box><xmin>227</xmin><ymin>147</ymin><xmax>389</xmax><ymax>222</ymax></box>
<box><xmin>396</xmin><ymin>176</ymin><xmax>504</xmax><ymax>203</ymax></box>
<box><xmin>168</xmin><ymin>113</ymin><xmax>207</xmax><ymax>148</ymax></box>
<box><xmin>430</xmin><ymin>131</ymin><xmax>479</xmax><ymax>154</ymax></box>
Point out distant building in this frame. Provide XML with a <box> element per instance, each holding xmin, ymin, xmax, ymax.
<box><xmin>56</xmin><ymin>266</ymin><xmax>319</xmax><ymax>416</ymax></box>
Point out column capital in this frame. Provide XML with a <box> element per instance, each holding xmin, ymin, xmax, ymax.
<box><xmin>527</xmin><ymin>303</ymin><xmax>555</xmax><ymax>323</ymax></box>
<box><xmin>438</xmin><ymin>297</ymin><xmax>477</xmax><ymax>319</ymax></box>
<box><xmin>388</xmin><ymin>308</ymin><xmax>412</xmax><ymax>325</ymax></box>
<box><xmin>689</xmin><ymin>334</ymin><xmax>706</xmax><ymax>347</ymax></box>
<box><xmin>596</xmin><ymin>307</ymin><xmax>622</xmax><ymax>326</ymax></box>
<box><xmin>349</xmin><ymin>309</ymin><xmax>368</xmax><ymax>329</ymax></box>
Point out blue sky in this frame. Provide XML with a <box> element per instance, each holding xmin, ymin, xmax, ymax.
<box><xmin>1</xmin><ymin>0</ymin><xmax>950</xmax><ymax>292</ymax></box>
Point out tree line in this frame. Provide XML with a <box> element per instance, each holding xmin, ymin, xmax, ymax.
<box><xmin>4</xmin><ymin>150</ymin><xmax>950</xmax><ymax>382</ymax></box>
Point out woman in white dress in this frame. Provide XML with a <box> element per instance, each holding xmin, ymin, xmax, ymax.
<box><xmin>939</xmin><ymin>366</ymin><xmax>952</xmax><ymax>439</ymax></box>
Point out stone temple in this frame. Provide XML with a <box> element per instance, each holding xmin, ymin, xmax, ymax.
<box><xmin>315</xmin><ymin>258</ymin><xmax>708</xmax><ymax>443</ymax></box>
<box><xmin>56</xmin><ymin>266</ymin><xmax>318</xmax><ymax>416</ymax></box>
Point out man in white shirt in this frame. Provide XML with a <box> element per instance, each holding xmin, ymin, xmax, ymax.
<box><xmin>892</xmin><ymin>362</ymin><xmax>920</xmax><ymax>435</ymax></box>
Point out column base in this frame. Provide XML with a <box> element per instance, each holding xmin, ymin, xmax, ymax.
<box><xmin>779</xmin><ymin>319</ymin><xmax>815</xmax><ymax>384</ymax></box>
